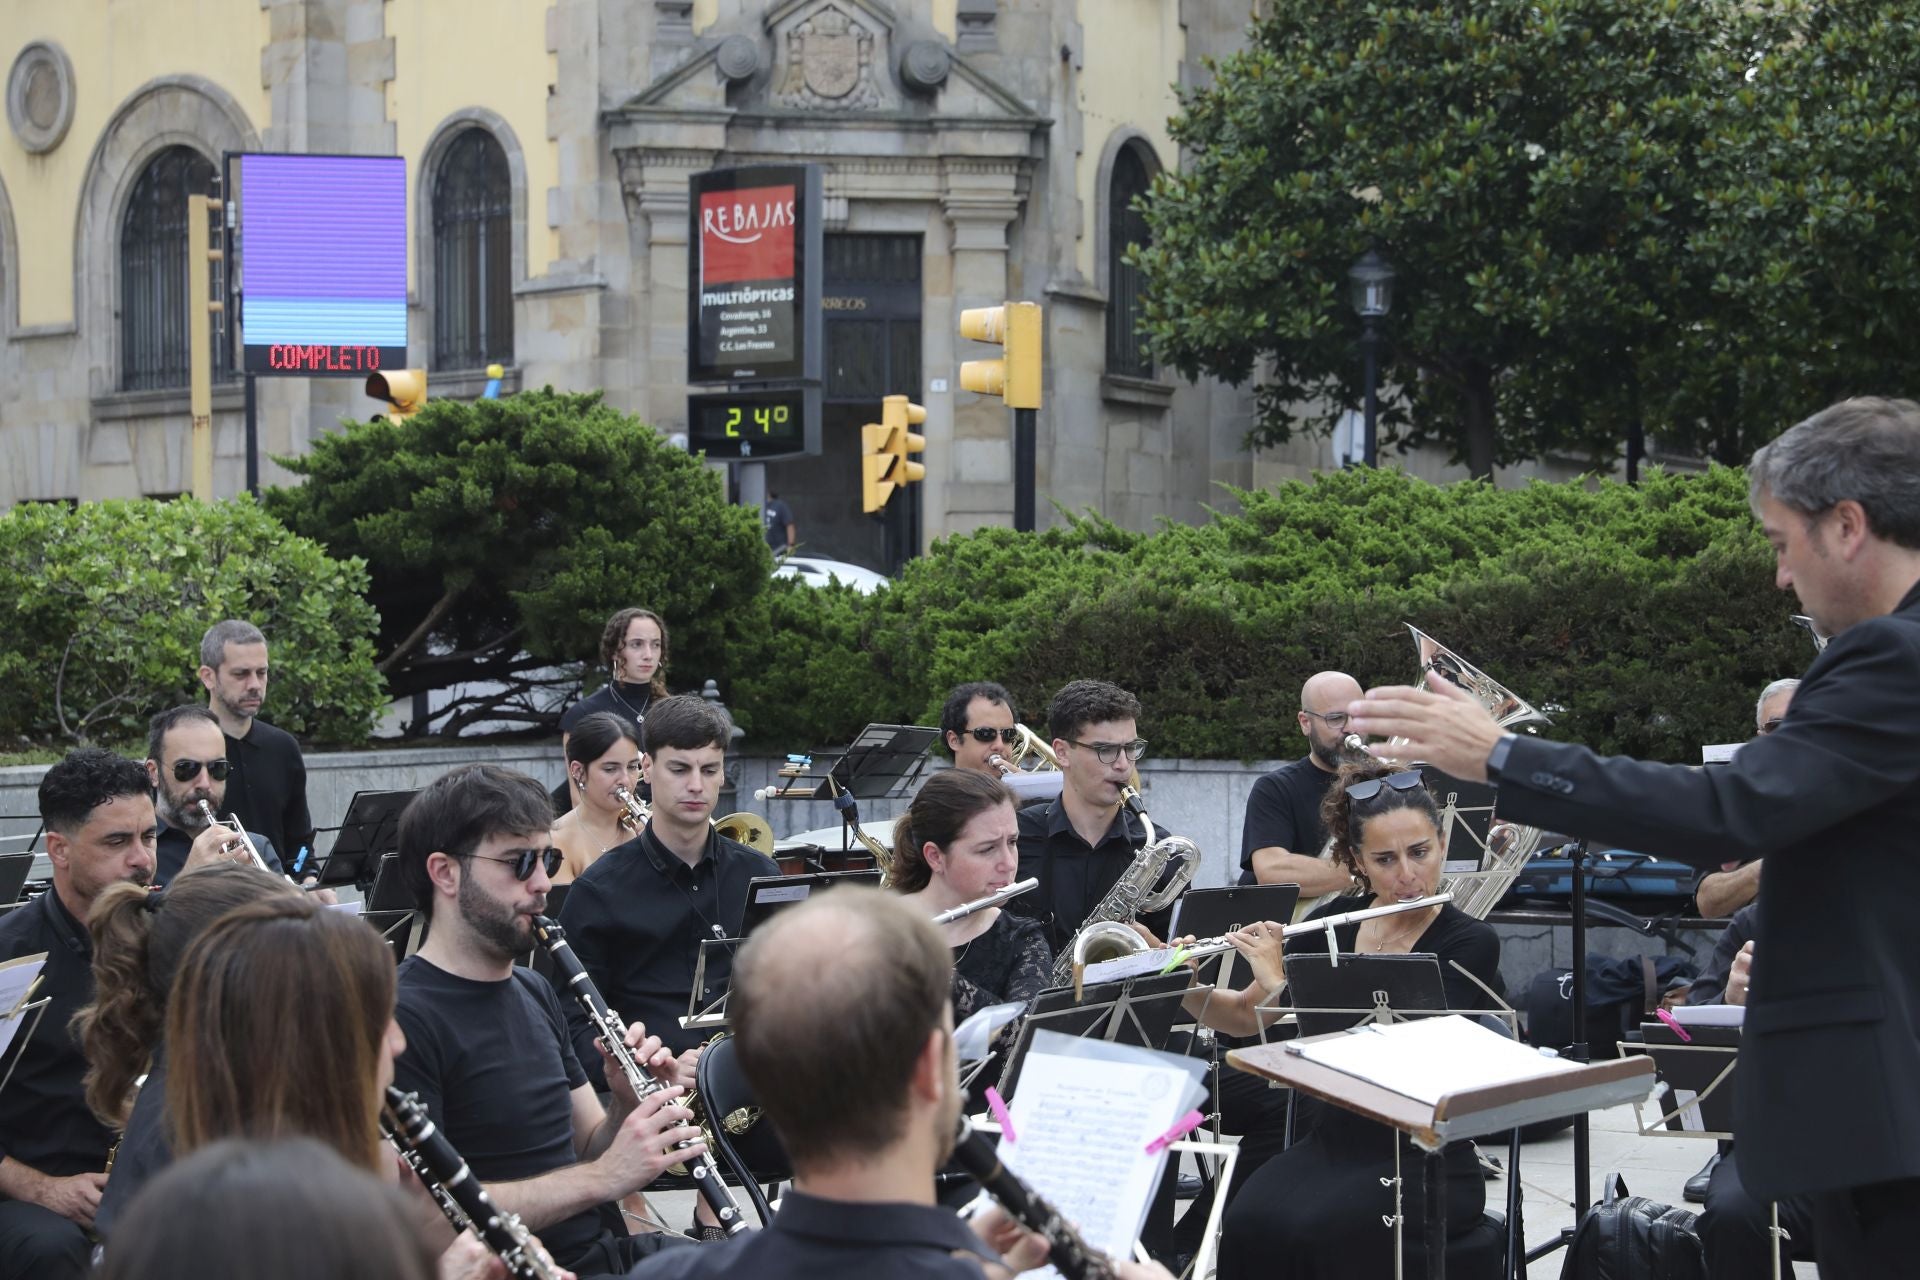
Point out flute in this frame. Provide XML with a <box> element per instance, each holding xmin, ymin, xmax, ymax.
<box><xmin>384</xmin><ymin>1087</ymin><xmax>563</xmax><ymax>1280</ymax></box>
<box><xmin>529</xmin><ymin>916</ymin><xmax>748</xmax><ymax>1236</ymax></box>
<box><xmin>931</xmin><ymin>878</ymin><xmax>1039</xmax><ymax>926</ymax></box>
<box><xmin>950</xmin><ymin>1118</ymin><xmax>1117</xmax><ymax>1280</ymax></box>
<box><xmin>1162</xmin><ymin>893</ymin><xmax>1454</xmax><ymax>966</ymax></box>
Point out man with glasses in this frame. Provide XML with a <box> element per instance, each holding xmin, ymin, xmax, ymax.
<box><xmin>1010</xmin><ymin>679</ymin><xmax>1174</xmax><ymax>955</ymax></box>
<box><xmin>144</xmin><ymin>704</ymin><xmax>286</xmax><ymax>887</ymax></box>
<box><xmin>1238</xmin><ymin>672</ymin><xmax>1366</xmax><ymax>902</ymax></box>
<box><xmin>196</xmin><ymin>620</ymin><xmax>315</xmax><ymax>878</ymax></box>
<box><xmin>938</xmin><ymin>681</ymin><xmax>1019</xmax><ymax>775</ymax></box>
<box><xmin>393</xmin><ymin>763</ymin><xmax>700</xmax><ymax>1272</ymax></box>
<box><xmin>1693</xmin><ymin>677</ymin><xmax>1798</xmax><ymax>920</ymax></box>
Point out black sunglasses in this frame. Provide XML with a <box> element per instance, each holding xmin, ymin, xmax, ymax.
<box><xmin>172</xmin><ymin>757</ymin><xmax>231</xmax><ymax>783</ymax></box>
<box><xmin>1345</xmin><ymin>771</ymin><xmax>1425</xmax><ymax>803</ymax></box>
<box><xmin>963</xmin><ymin>727</ymin><xmax>1019</xmax><ymax>745</ymax></box>
<box><xmin>469</xmin><ymin>847</ymin><xmax>564</xmax><ymax>881</ymax></box>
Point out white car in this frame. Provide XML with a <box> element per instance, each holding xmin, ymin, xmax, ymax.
<box><xmin>773</xmin><ymin>555</ymin><xmax>890</xmax><ymax>595</ymax></box>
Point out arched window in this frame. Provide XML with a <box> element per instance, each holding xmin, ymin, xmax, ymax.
<box><xmin>432</xmin><ymin>128</ymin><xmax>514</xmax><ymax>369</ymax></box>
<box><xmin>1105</xmin><ymin>142</ymin><xmax>1155</xmax><ymax>379</ymax></box>
<box><xmin>120</xmin><ymin>147</ymin><xmax>221</xmax><ymax>391</ymax></box>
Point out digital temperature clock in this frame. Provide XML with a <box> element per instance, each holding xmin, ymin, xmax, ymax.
<box><xmin>686</xmin><ymin>385</ymin><xmax>820</xmax><ymax>460</ymax></box>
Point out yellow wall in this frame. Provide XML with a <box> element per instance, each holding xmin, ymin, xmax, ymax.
<box><xmin>0</xmin><ymin>0</ymin><xmax>270</xmax><ymax>328</ymax></box>
<box><xmin>387</xmin><ymin>0</ymin><xmax>557</xmax><ymax>286</ymax></box>
<box><xmin>1073</xmin><ymin>0</ymin><xmax>1182</xmax><ymax>280</ymax></box>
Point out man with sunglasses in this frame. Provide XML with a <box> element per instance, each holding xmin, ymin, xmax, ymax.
<box><xmin>144</xmin><ymin>705</ymin><xmax>285</xmax><ymax>888</ymax></box>
<box><xmin>1239</xmin><ymin>671</ymin><xmax>1367</xmax><ymax>905</ymax></box>
<box><xmin>1009</xmin><ymin>679</ymin><xmax>1176</xmax><ymax>955</ymax></box>
<box><xmin>939</xmin><ymin>681</ymin><xmax>1020</xmax><ymax>775</ymax></box>
<box><xmin>393</xmin><ymin>763</ymin><xmax>700</xmax><ymax>1272</ymax></box>
<box><xmin>1348</xmin><ymin>398</ymin><xmax>1920</xmax><ymax>1278</ymax></box>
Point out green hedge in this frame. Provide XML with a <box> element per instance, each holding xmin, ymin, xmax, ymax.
<box><xmin>0</xmin><ymin>497</ymin><xmax>385</xmax><ymax>747</ymax></box>
<box><xmin>726</xmin><ymin>466</ymin><xmax>1808</xmax><ymax>762</ymax></box>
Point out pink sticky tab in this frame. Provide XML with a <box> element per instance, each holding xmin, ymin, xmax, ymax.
<box><xmin>1655</xmin><ymin>1007</ymin><xmax>1693</xmax><ymax>1044</ymax></box>
<box><xmin>1145</xmin><ymin>1109</ymin><xmax>1206</xmax><ymax>1156</ymax></box>
<box><xmin>985</xmin><ymin>1086</ymin><xmax>1017</xmax><ymax>1145</ymax></box>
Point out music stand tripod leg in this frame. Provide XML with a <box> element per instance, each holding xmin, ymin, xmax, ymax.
<box><xmin>1424</xmin><ymin>1146</ymin><xmax>1447</xmax><ymax>1280</ymax></box>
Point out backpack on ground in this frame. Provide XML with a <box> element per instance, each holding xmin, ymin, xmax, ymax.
<box><xmin>1558</xmin><ymin>1172</ymin><xmax>1705</xmax><ymax>1280</ymax></box>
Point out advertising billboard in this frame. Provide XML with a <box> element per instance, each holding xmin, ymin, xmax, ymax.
<box><xmin>686</xmin><ymin>164</ymin><xmax>822</xmax><ymax>386</ymax></box>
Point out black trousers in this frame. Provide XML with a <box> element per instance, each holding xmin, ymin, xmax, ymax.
<box><xmin>0</xmin><ymin>1199</ymin><xmax>89</xmax><ymax>1280</ymax></box>
<box><xmin>1698</xmin><ymin>1147</ymin><xmax>1816</xmax><ymax>1279</ymax></box>
<box><xmin>1807</xmin><ymin>1176</ymin><xmax>1920</xmax><ymax>1280</ymax></box>
<box><xmin>566</xmin><ymin>1223</ymin><xmax>695</xmax><ymax>1276</ymax></box>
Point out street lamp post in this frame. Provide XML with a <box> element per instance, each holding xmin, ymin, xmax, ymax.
<box><xmin>1347</xmin><ymin>249</ymin><xmax>1396</xmax><ymax>467</ymax></box>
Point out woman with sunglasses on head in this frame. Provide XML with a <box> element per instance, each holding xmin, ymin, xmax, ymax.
<box><xmin>1215</xmin><ymin>758</ymin><xmax>1502</xmax><ymax>1280</ymax></box>
<box><xmin>552</xmin><ymin>713</ymin><xmax>647</xmax><ymax>884</ymax></box>
<box><xmin>892</xmin><ymin>769</ymin><xmax>1053</xmax><ymax>1024</ymax></box>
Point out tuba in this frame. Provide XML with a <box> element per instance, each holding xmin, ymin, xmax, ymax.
<box><xmin>713</xmin><ymin>811</ymin><xmax>775</xmax><ymax>856</ymax></box>
<box><xmin>1395</xmin><ymin>626</ymin><xmax>1552</xmax><ymax>919</ymax></box>
<box><xmin>1050</xmin><ymin>833</ymin><xmax>1200</xmax><ymax>990</ymax></box>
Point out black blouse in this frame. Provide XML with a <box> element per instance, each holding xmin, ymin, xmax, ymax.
<box><xmin>951</xmin><ymin>909</ymin><xmax>1053</xmax><ymax>1021</ymax></box>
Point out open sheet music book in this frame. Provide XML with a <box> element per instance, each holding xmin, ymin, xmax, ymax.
<box><xmin>0</xmin><ymin>952</ymin><xmax>49</xmax><ymax>1060</ymax></box>
<box><xmin>1285</xmin><ymin>1013</ymin><xmax>1576</xmax><ymax>1107</ymax></box>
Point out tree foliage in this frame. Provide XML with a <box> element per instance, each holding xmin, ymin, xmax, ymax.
<box><xmin>1133</xmin><ymin>0</ymin><xmax>1920</xmax><ymax>474</ymax></box>
<box><xmin>0</xmin><ymin>497</ymin><xmax>384</xmax><ymax>746</ymax></box>
<box><xmin>264</xmin><ymin>390</ymin><xmax>769</xmax><ymax>734</ymax></box>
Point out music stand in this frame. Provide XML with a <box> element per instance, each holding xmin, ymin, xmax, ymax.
<box><xmin>805</xmin><ymin>724</ymin><xmax>941</xmax><ymax>800</ymax></box>
<box><xmin>361</xmin><ymin>909</ymin><xmax>417</xmax><ymax>963</ymax></box>
<box><xmin>317</xmin><ymin>790</ymin><xmax>417</xmax><ymax>888</ymax></box>
<box><xmin>995</xmin><ymin>971</ymin><xmax>1194</xmax><ymax>1098</ymax></box>
<box><xmin>0</xmin><ymin>853</ymin><xmax>33</xmax><ymax>905</ymax></box>
<box><xmin>1628</xmin><ymin>1018</ymin><xmax>1741</xmax><ymax>1141</ymax></box>
<box><xmin>738</xmin><ymin>870</ymin><xmax>883</xmax><ymax>938</ymax></box>
<box><xmin>0</xmin><ymin>956</ymin><xmax>52</xmax><ymax>1100</ymax></box>
<box><xmin>681</xmin><ymin>934</ymin><xmax>745</xmax><ymax>1035</ymax></box>
<box><xmin>1284</xmin><ymin>953</ymin><xmax>1448</xmax><ymax>1038</ymax></box>
<box><xmin>365</xmin><ymin>854</ymin><xmax>417</xmax><ymax>913</ymax></box>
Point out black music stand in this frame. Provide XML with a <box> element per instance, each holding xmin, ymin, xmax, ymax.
<box><xmin>0</xmin><ymin>853</ymin><xmax>33</xmax><ymax>906</ymax></box>
<box><xmin>317</xmin><ymin>789</ymin><xmax>417</xmax><ymax>888</ymax></box>
<box><xmin>738</xmin><ymin>870</ymin><xmax>882</xmax><ymax>938</ymax></box>
<box><xmin>1633</xmin><ymin>1018</ymin><xmax>1741</xmax><ymax>1139</ymax></box>
<box><xmin>361</xmin><ymin>909</ymin><xmax>417</xmax><ymax>963</ymax></box>
<box><xmin>996</xmin><ymin>971</ymin><xmax>1194</xmax><ymax>1098</ymax></box>
<box><xmin>805</xmin><ymin>724</ymin><xmax>941</xmax><ymax>801</ymax></box>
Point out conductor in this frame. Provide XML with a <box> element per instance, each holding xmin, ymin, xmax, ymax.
<box><xmin>1345</xmin><ymin>396</ymin><xmax>1920</xmax><ymax>1279</ymax></box>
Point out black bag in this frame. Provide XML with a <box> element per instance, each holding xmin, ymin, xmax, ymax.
<box><xmin>1526</xmin><ymin>955</ymin><xmax>1694</xmax><ymax>1060</ymax></box>
<box><xmin>1558</xmin><ymin>1173</ymin><xmax>1705</xmax><ymax>1280</ymax></box>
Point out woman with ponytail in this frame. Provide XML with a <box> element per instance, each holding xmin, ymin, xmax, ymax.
<box><xmin>74</xmin><ymin>865</ymin><xmax>300</xmax><ymax>1240</ymax></box>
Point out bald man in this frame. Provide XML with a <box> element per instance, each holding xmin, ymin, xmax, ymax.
<box><xmin>1238</xmin><ymin>672</ymin><xmax>1362</xmax><ymax>899</ymax></box>
<box><xmin>632</xmin><ymin>886</ymin><xmax>1170</xmax><ymax>1280</ymax></box>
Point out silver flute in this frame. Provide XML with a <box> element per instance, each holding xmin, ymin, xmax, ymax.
<box><xmin>931</xmin><ymin>878</ymin><xmax>1039</xmax><ymax>926</ymax></box>
<box><xmin>1147</xmin><ymin>893</ymin><xmax>1455</xmax><ymax>966</ymax></box>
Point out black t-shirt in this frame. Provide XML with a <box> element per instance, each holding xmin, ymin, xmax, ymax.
<box><xmin>223</xmin><ymin>719</ymin><xmax>317</xmax><ymax>875</ymax></box>
<box><xmin>762</xmin><ymin>499</ymin><xmax>795</xmax><ymax>552</ymax></box>
<box><xmin>556</xmin><ymin>825</ymin><xmax>779</xmax><ymax>1072</ymax></box>
<box><xmin>1011</xmin><ymin>800</ymin><xmax>1173</xmax><ymax>957</ymax></box>
<box><xmin>1237</xmin><ymin>755</ymin><xmax>1337</xmax><ymax>886</ymax></box>
<box><xmin>0</xmin><ymin>888</ymin><xmax>114</xmax><ymax>1177</ymax></box>
<box><xmin>393</xmin><ymin>957</ymin><xmax>600</xmax><ymax>1266</ymax></box>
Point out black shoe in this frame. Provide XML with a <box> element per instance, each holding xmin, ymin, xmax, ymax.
<box><xmin>1174</xmin><ymin>1173</ymin><xmax>1204</xmax><ymax>1200</ymax></box>
<box><xmin>1683</xmin><ymin>1152</ymin><xmax>1720</xmax><ymax>1204</ymax></box>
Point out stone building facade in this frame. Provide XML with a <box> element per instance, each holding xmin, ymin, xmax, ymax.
<box><xmin>0</xmin><ymin>0</ymin><xmax>1605</xmax><ymax>565</ymax></box>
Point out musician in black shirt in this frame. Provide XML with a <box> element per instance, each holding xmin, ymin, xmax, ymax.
<box><xmin>0</xmin><ymin>750</ymin><xmax>155</xmax><ymax>1280</ymax></box>
<box><xmin>144</xmin><ymin>705</ymin><xmax>285</xmax><ymax>887</ymax></box>
<box><xmin>553</xmin><ymin>607</ymin><xmax>672</xmax><ymax>814</ymax></box>
<box><xmin>196</xmin><ymin>620</ymin><xmax>316</xmax><ymax>873</ymax></box>
<box><xmin>631</xmin><ymin>886</ymin><xmax>1170</xmax><ymax>1280</ymax></box>
<box><xmin>1011</xmin><ymin>680</ymin><xmax>1173</xmax><ymax>955</ymax></box>
<box><xmin>392</xmin><ymin>763</ymin><xmax>699</xmax><ymax>1271</ymax></box>
<box><xmin>1237</xmin><ymin>671</ymin><xmax>1362</xmax><ymax>901</ymax></box>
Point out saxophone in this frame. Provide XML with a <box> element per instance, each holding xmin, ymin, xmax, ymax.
<box><xmin>1050</xmin><ymin>831</ymin><xmax>1200</xmax><ymax>990</ymax></box>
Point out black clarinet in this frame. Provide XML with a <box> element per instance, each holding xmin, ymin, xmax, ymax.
<box><xmin>384</xmin><ymin>1087</ymin><xmax>564</xmax><ymax>1280</ymax></box>
<box><xmin>950</xmin><ymin>1119</ymin><xmax>1118</xmax><ymax>1280</ymax></box>
<box><xmin>382</xmin><ymin>1110</ymin><xmax>474</xmax><ymax>1236</ymax></box>
<box><xmin>531</xmin><ymin>915</ymin><xmax>748</xmax><ymax>1236</ymax></box>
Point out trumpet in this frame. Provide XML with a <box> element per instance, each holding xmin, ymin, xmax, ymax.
<box><xmin>611</xmin><ymin>783</ymin><xmax>650</xmax><ymax>834</ymax></box>
<box><xmin>930</xmin><ymin>878</ymin><xmax>1038</xmax><ymax>926</ymax></box>
<box><xmin>195</xmin><ymin>800</ymin><xmax>289</xmax><ymax>882</ymax></box>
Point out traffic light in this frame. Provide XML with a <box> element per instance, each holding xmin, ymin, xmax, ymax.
<box><xmin>366</xmin><ymin>369</ymin><xmax>428</xmax><ymax>423</ymax></box>
<box><xmin>959</xmin><ymin>301</ymin><xmax>1042</xmax><ymax>409</ymax></box>
<box><xmin>861</xmin><ymin>394</ymin><xmax>927</xmax><ymax>513</ymax></box>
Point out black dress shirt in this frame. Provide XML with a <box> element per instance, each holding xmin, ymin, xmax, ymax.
<box><xmin>629</xmin><ymin>1189</ymin><xmax>1000</xmax><ymax>1280</ymax></box>
<box><xmin>1011</xmin><ymin>798</ymin><xmax>1171</xmax><ymax>956</ymax></box>
<box><xmin>222</xmin><ymin>719</ymin><xmax>315</xmax><ymax>875</ymax></box>
<box><xmin>0</xmin><ymin>889</ymin><xmax>114</xmax><ymax>1177</ymax></box>
<box><xmin>555</xmin><ymin>824</ymin><xmax>778</xmax><ymax>1073</ymax></box>
<box><xmin>152</xmin><ymin>819</ymin><xmax>282</xmax><ymax>888</ymax></box>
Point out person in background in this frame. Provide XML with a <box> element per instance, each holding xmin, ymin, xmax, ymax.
<box><xmin>553</xmin><ymin>608</ymin><xmax>672</xmax><ymax>816</ymax></box>
<box><xmin>196</xmin><ymin>620</ymin><xmax>315</xmax><ymax>876</ymax></box>
<box><xmin>762</xmin><ymin>492</ymin><xmax>796</xmax><ymax>556</ymax></box>
<box><xmin>551</xmin><ymin>713</ymin><xmax>646</xmax><ymax>884</ymax></box>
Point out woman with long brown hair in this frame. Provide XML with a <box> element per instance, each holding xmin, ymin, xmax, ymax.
<box><xmin>553</xmin><ymin>607</ymin><xmax>672</xmax><ymax>817</ymax></box>
<box><xmin>551</xmin><ymin>711</ymin><xmax>645</xmax><ymax>883</ymax></box>
<box><xmin>73</xmin><ymin>864</ymin><xmax>299</xmax><ymax>1239</ymax></box>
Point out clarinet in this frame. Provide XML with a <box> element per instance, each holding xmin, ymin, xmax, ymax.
<box><xmin>382</xmin><ymin>1111</ymin><xmax>474</xmax><ymax>1235</ymax></box>
<box><xmin>950</xmin><ymin>1119</ymin><xmax>1118</xmax><ymax>1280</ymax></box>
<box><xmin>531</xmin><ymin>915</ymin><xmax>748</xmax><ymax>1236</ymax></box>
<box><xmin>383</xmin><ymin>1087</ymin><xmax>564</xmax><ymax>1280</ymax></box>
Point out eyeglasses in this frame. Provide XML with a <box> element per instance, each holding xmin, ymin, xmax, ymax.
<box><xmin>469</xmin><ymin>847</ymin><xmax>564</xmax><ymax>881</ymax></box>
<box><xmin>963</xmin><ymin>727</ymin><xmax>1019</xmax><ymax>745</ymax></box>
<box><xmin>1302</xmin><ymin>709</ymin><xmax>1351</xmax><ymax>731</ymax></box>
<box><xmin>1759</xmin><ymin>717</ymin><xmax>1786</xmax><ymax>735</ymax></box>
<box><xmin>1345</xmin><ymin>771</ymin><xmax>1424</xmax><ymax>803</ymax></box>
<box><xmin>1068</xmin><ymin>738</ymin><xmax>1150</xmax><ymax>765</ymax></box>
<box><xmin>172</xmin><ymin>758</ymin><xmax>231</xmax><ymax>783</ymax></box>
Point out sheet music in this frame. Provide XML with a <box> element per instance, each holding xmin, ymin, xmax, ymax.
<box><xmin>325</xmin><ymin>899</ymin><xmax>364</xmax><ymax>916</ymax></box>
<box><xmin>0</xmin><ymin>953</ymin><xmax>49</xmax><ymax>1059</ymax></box>
<box><xmin>1287</xmin><ymin>1013</ymin><xmax>1576</xmax><ymax>1106</ymax></box>
<box><xmin>997</xmin><ymin>1032</ymin><xmax>1202</xmax><ymax>1278</ymax></box>
<box><xmin>1671</xmin><ymin>1003</ymin><xmax>1744</xmax><ymax>1027</ymax></box>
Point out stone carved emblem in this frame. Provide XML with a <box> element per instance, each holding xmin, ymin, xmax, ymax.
<box><xmin>774</xmin><ymin>4</ymin><xmax>881</xmax><ymax>110</ymax></box>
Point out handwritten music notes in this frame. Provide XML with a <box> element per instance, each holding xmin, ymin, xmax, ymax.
<box><xmin>996</xmin><ymin>1030</ymin><xmax>1206</xmax><ymax>1278</ymax></box>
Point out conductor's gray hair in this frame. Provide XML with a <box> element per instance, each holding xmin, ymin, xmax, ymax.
<box><xmin>1749</xmin><ymin>397</ymin><xmax>1920</xmax><ymax>549</ymax></box>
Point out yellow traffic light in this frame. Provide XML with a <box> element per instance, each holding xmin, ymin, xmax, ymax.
<box><xmin>366</xmin><ymin>369</ymin><xmax>428</xmax><ymax>423</ymax></box>
<box><xmin>959</xmin><ymin>301</ymin><xmax>1042</xmax><ymax>409</ymax></box>
<box><xmin>861</xmin><ymin>394</ymin><xmax>928</xmax><ymax>513</ymax></box>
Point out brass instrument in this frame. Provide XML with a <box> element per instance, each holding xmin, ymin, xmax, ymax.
<box><xmin>712</xmin><ymin>811</ymin><xmax>775</xmax><ymax>856</ymax></box>
<box><xmin>195</xmin><ymin>800</ymin><xmax>291</xmax><ymax>883</ymax></box>
<box><xmin>930</xmin><ymin>877</ymin><xmax>1039</xmax><ymax>926</ymax></box>
<box><xmin>987</xmin><ymin>723</ymin><xmax>1061</xmax><ymax>776</ymax></box>
<box><xmin>611</xmin><ymin>783</ymin><xmax>651</xmax><ymax>834</ymax></box>
<box><xmin>1051</xmin><ymin>834</ymin><xmax>1201</xmax><ymax>993</ymax></box>
<box><xmin>1791</xmin><ymin>613</ymin><xmax>1829</xmax><ymax>653</ymax></box>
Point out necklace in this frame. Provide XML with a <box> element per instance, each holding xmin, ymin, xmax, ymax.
<box><xmin>1363</xmin><ymin>907</ymin><xmax>1435</xmax><ymax>953</ymax></box>
<box><xmin>606</xmin><ymin>681</ymin><xmax>652</xmax><ymax>725</ymax></box>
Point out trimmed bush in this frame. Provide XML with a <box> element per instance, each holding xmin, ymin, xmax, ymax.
<box><xmin>0</xmin><ymin>497</ymin><xmax>385</xmax><ymax>746</ymax></box>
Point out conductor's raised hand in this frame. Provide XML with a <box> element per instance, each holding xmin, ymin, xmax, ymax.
<box><xmin>1345</xmin><ymin>677</ymin><xmax>1503</xmax><ymax>783</ymax></box>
